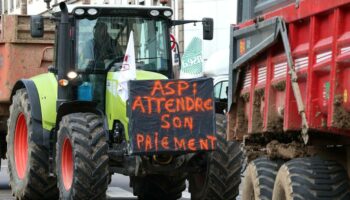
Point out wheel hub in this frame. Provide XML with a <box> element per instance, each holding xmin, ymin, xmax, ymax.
<box><xmin>61</xmin><ymin>137</ymin><xmax>73</xmax><ymax>191</ymax></box>
<box><xmin>14</xmin><ymin>113</ymin><xmax>28</xmax><ymax>180</ymax></box>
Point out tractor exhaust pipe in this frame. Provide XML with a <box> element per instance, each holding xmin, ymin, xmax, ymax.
<box><xmin>57</xmin><ymin>2</ymin><xmax>73</xmax><ymax>109</ymax></box>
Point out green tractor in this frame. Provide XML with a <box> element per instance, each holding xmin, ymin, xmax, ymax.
<box><xmin>6</xmin><ymin>2</ymin><xmax>241</xmax><ymax>199</ymax></box>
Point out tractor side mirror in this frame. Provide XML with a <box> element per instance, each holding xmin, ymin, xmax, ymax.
<box><xmin>171</xmin><ymin>18</ymin><xmax>213</xmax><ymax>40</ymax></box>
<box><xmin>202</xmin><ymin>18</ymin><xmax>213</xmax><ymax>40</ymax></box>
<box><xmin>30</xmin><ymin>15</ymin><xmax>44</xmax><ymax>38</ymax></box>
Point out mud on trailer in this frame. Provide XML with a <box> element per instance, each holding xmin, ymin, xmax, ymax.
<box><xmin>228</xmin><ymin>0</ymin><xmax>350</xmax><ymax>199</ymax></box>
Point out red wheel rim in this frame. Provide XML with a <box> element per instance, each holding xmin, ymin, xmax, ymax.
<box><xmin>61</xmin><ymin>137</ymin><xmax>73</xmax><ymax>191</ymax></box>
<box><xmin>14</xmin><ymin>113</ymin><xmax>28</xmax><ymax>180</ymax></box>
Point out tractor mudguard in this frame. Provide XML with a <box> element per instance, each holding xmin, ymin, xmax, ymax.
<box><xmin>30</xmin><ymin>73</ymin><xmax>58</xmax><ymax>131</ymax></box>
<box><xmin>56</xmin><ymin>101</ymin><xmax>109</xmax><ymax>140</ymax></box>
<box><xmin>11</xmin><ymin>79</ymin><xmax>50</xmax><ymax>148</ymax></box>
<box><xmin>56</xmin><ymin>101</ymin><xmax>100</xmax><ymax>123</ymax></box>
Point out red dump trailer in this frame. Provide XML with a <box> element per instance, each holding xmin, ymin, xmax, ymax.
<box><xmin>228</xmin><ymin>0</ymin><xmax>350</xmax><ymax>199</ymax></box>
<box><xmin>0</xmin><ymin>15</ymin><xmax>54</xmax><ymax>162</ymax></box>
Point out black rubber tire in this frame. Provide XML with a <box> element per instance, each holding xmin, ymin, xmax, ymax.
<box><xmin>131</xmin><ymin>174</ymin><xmax>186</xmax><ymax>200</ymax></box>
<box><xmin>188</xmin><ymin>114</ymin><xmax>242</xmax><ymax>200</ymax></box>
<box><xmin>7</xmin><ymin>89</ymin><xmax>58</xmax><ymax>199</ymax></box>
<box><xmin>56</xmin><ymin>113</ymin><xmax>109</xmax><ymax>200</ymax></box>
<box><xmin>272</xmin><ymin>157</ymin><xmax>350</xmax><ymax>200</ymax></box>
<box><xmin>242</xmin><ymin>157</ymin><xmax>281</xmax><ymax>200</ymax></box>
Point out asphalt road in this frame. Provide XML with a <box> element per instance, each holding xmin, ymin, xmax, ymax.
<box><xmin>0</xmin><ymin>160</ymin><xmax>13</xmax><ymax>200</ymax></box>
<box><xmin>0</xmin><ymin>159</ymin><xmax>191</xmax><ymax>200</ymax></box>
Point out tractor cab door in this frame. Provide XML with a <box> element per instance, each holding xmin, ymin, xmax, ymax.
<box><xmin>75</xmin><ymin>18</ymin><xmax>126</xmax><ymax>110</ymax></box>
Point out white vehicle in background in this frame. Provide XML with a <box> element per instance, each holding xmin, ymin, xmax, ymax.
<box><xmin>204</xmin><ymin>48</ymin><xmax>229</xmax><ymax>114</ymax></box>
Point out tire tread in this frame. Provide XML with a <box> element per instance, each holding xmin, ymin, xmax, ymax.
<box><xmin>57</xmin><ymin>113</ymin><xmax>109</xmax><ymax>200</ymax></box>
<box><xmin>273</xmin><ymin>157</ymin><xmax>350</xmax><ymax>200</ymax></box>
<box><xmin>190</xmin><ymin>114</ymin><xmax>243</xmax><ymax>200</ymax></box>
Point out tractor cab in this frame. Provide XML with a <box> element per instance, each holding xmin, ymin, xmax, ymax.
<box><xmin>31</xmin><ymin>3</ymin><xmax>213</xmax><ymax>110</ymax></box>
<box><xmin>72</xmin><ymin>6</ymin><xmax>173</xmax><ymax>77</ymax></box>
<box><xmin>32</xmin><ymin>4</ymin><xmax>175</xmax><ymax>110</ymax></box>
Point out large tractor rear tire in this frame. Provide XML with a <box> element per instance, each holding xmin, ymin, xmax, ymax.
<box><xmin>56</xmin><ymin>113</ymin><xmax>109</xmax><ymax>200</ymax></box>
<box><xmin>131</xmin><ymin>174</ymin><xmax>186</xmax><ymax>200</ymax></box>
<box><xmin>188</xmin><ymin>114</ymin><xmax>242</xmax><ymax>200</ymax></box>
<box><xmin>242</xmin><ymin>157</ymin><xmax>281</xmax><ymax>200</ymax></box>
<box><xmin>272</xmin><ymin>157</ymin><xmax>350</xmax><ymax>200</ymax></box>
<box><xmin>7</xmin><ymin>89</ymin><xmax>58</xmax><ymax>199</ymax></box>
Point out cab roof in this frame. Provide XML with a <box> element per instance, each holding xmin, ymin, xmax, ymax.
<box><xmin>52</xmin><ymin>4</ymin><xmax>172</xmax><ymax>14</ymax></box>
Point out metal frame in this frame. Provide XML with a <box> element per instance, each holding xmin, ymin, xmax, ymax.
<box><xmin>228</xmin><ymin>17</ymin><xmax>309</xmax><ymax>143</ymax></box>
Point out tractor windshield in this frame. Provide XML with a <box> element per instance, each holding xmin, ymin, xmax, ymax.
<box><xmin>76</xmin><ymin>16</ymin><xmax>170</xmax><ymax>75</ymax></box>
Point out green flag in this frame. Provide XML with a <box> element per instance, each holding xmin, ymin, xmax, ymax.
<box><xmin>180</xmin><ymin>37</ymin><xmax>203</xmax><ymax>78</ymax></box>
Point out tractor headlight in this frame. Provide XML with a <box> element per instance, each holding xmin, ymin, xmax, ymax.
<box><xmin>67</xmin><ymin>71</ymin><xmax>78</xmax><ymax>79</ymax></box>
<box><xmin>87</xmin><ymin>8</ymin><xmax>98</xmax><ymax>16</ymax></box>
<box><xmin>163</xmin><ymin>10</ymin><xmax>172</xmax><ymax>17</ymax></box>
<box><xmin>150</xmin><ymin>10</ymin><xmax>160</xmax><ymax>17</ymax></box>
<box><xmin>74</xmin><ymin>8</ymin><xmax>85</xmax><ymax>16</ymax></box>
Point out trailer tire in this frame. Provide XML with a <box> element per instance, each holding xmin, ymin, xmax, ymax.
<box><xmin>272</xmin><ymin>157</ymin><xmax>350</xmax><ymax>200</ymax></box>
<box><xmin>242</xmin><ymin>157</ymin><xmax>281</xmax><ymax>200</ymax></box>
<box><xmin>131</xmin><ymin>174</ymin><xmax>186</xmax><ymax>200</ymax></box>
<box><xmin>7</xmin><ymin>89</ymin><xmax>58</xmax><ymax>199</ymax></box>
<box><xmin>188</xmin><ymin>114</ymin><xmax>242</xmax><ymax>200</ymax></box>
<box><xmin>56</xmin><ymin>113</ymin><xmax>109</xmax><ymax>200</ymax></box>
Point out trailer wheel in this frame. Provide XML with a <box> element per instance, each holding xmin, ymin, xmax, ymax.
<box><xmin>188</xmin><ymin>114</ymin><xmax>242</xmax><ymax>200</ymax></box>
<box><xmin>242</xmin><ymin>157</ymin><xmax>281</xmax><ymax>200</ymax></box>
<box><xmin>272</xmin><ymin>157</ymin><xmax>350</xmax><ymax>200</ymax></box>
<box><xmin>7</xmin><ymin>89</ymin><xmax>58</xmax><ymax>199</ymax></box>
<box><xmin>56</xmin><ymin>113</ymin><xmax>109</xmax><ymax>200</ymax></box>
<box><xmin>131</xmin><ymin>174</ymin><xmax>186</xmax><ymax>200</ymax></box>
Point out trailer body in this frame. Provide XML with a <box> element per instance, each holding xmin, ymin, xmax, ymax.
<box><xmin>229</xmin><ymin>2</ymin><xmax>350</xmax><ymax>198</ymax></box>
<box><xmin>0</xmin><ymin>15</ymin><xmax>54</xmax><ymax>158</ymax></box>
<box><xmin>229</xmin><ymin>0</ymin><xmax>350</xmax><ymax>142</ymax></box>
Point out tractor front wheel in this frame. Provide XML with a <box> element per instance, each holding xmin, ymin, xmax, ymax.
<box><xmin>56</xmin><ymin>113</ymin><xmax>109</xmax><ymax>200</ymax></box>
